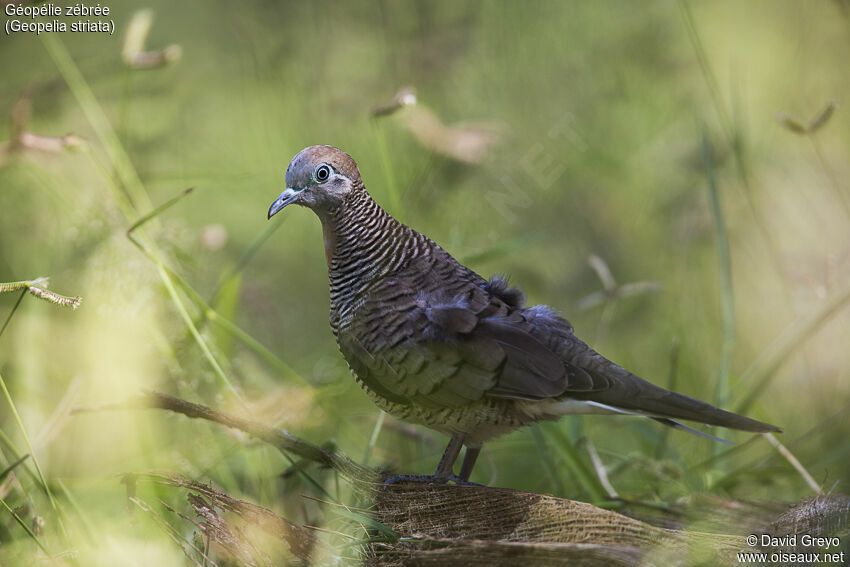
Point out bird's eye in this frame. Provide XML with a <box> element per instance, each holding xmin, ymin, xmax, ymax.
<box><xmin>314</xmin><ymin>164</ymin><xmax>331</xmax><ymax>183</ymax></box>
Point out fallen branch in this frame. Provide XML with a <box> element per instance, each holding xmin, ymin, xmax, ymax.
<box><xmin>77</xmin><ymin>391</ymin><xmax>849</xmax><ymax>566</ymax></box>
<box><xmin>73</xmin><ymin>391</ymin><xmax>382</xmax><ymax>490</ymax></box>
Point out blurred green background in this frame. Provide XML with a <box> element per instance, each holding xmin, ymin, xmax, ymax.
<box><xmin>1</xmin><ymin>1</ymin><xmax>849</xmax><ymax>564</ymax></box>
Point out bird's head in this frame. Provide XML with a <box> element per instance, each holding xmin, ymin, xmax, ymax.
<box><xmin>267</xmin><ymin>145</ymin><xmax>362</xmax><ymax>219</ymax></box>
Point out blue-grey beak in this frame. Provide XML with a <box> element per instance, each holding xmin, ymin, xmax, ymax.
<box><xmin>267</xmin><ymin>187</ymin><xmax>300</xmax><ymax>219</ymax></box>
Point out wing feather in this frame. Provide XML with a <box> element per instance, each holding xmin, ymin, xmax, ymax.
<box><xmin>338</xmin><ymin>282</ymin><xmax>577</xmax><ymax>408</ymax></box>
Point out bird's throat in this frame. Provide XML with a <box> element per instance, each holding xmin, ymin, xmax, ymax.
<box><xmin>319</xmin><ymin>192</ymin><xmax>408</xmax><ymax>289</ymax></box>
<box><xmin>321</xmin><ymin>220</ymin><xmax>337</xmax><ymax>268</ymax></box>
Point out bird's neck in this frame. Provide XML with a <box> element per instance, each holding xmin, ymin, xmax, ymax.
<box><xmin>318</xmin><ymin>188</ymin><xmax>414</xmax><ymax>310</ymax></box>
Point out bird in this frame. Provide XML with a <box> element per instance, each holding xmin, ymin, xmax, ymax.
<box><xmin>267</xmin><ymin>145</ymin><xmax>781</xmax><ymax>485</ymax></box>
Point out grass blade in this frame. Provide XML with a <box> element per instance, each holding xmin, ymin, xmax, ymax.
<box><xmin>0</xmin><ymin>290</ymin><xmax>26</xmax><ymax>340</ymax></box>
<box><xmin>42</xmin><ymin>34</ymin><xmax>153</xmax><ymax>215</ymax></box>
<box><xmin>735</xmin><ymin>279</ymin><xmax>850</xmax><ymax>414</ymax></box>
<box><xmin>0</xmin><ymin>453</ymin><xmax>30</xmax><ymax>483</ymax></box>
<box><xmin>540</xmin><ymin>422</ymin><xmax>608</xmax><ymax>503</ymax></box>
<box><xmin>126</xmin><ymin>187</ymin><xmax>194</xmax><ymax>236</ymax></box>
<box><xmin>363</xmin><ymin>411</ymin><xmax>386</xmax><ymax>465</ymax></box>
<box><xmin>157</xmin><ymin>263</ymin><xmax>243</xmax><ymax>402</ymax></box>
<box><xmin>701</xmin><ymin>131</ymin><xmax>734</xmax><ymax>440</ymax></box>
<box><xmin>762</xmin><ymin>433</ymin><xmax>822</xmax><ymax>495</ymax></box>
<box><xmin>0</xmin><ymin>371</ymin><xmax>66</xmax><ymax>537</ymax></box>
<box><xmin>0</xmin><ymin>495</ymin><xmax>51</xmax><ymax>556</ymax></box>
<box><xmin>530</xmin><ymin>427</ymin><xmax>565</xmax><ymax>495</ymax></box>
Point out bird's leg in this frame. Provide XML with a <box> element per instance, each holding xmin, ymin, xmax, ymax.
<box><xmin>458</xmin><ymin>446</ymin><xmax>481</xmax><ymax>482</ymax></box>
<box><xmin>384</xmin><ymin>433</ymin><xmax>467</xmax><ymax>485</ymax></box>
<box><xmin>433</xmin><ymin>433</ymin><xmax>464</xmax><ymax>479</ymax></box>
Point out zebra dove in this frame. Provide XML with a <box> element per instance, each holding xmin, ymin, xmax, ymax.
<box><xmin>267</xmin><ymin>145</ymin><xmax>781</xmax><ymax>484</ymax></box>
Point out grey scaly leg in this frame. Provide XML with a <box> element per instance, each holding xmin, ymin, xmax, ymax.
<box><xmin>434</xmin><ymin>433</ymin><xmax>464</xmax><ymax>478</ymax></box>
<box><xmin>458</xmin><ymin>446</ymin><xmax>481</xmax><ymax>481</ymax></box>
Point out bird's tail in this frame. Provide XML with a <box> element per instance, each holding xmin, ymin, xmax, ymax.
<box><xmin>566</xmin><ymin>344</ymin><xmax>782</xmax><ymax>435</ymax></box>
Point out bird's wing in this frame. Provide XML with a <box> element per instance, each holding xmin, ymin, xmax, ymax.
<box><xmin>339</xmin><ymin>265</ymin><xmax>780</xmax><ymax>433</ymax></box>
<box><xmin>338</xmin><ymin>324</ymin><xmax>502</xmax><ymax>410</ymax></box>
<box><xmin>338</xmin><ymin>278</ymin><xmax>593</xmax><ymax>409</ymax></box>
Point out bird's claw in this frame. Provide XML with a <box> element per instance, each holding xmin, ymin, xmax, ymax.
<box><xmin>383</xmin><ymin>473</ymin><xmax>483</xmax><ymax>486</ymax></box>
<box><xmin>448</xmin><ymin>474</ymin><xmax>484</xmax><ymax>486</ymax></box>
<box><xmin>383</xmin><ymin>473</ymin><xmax>448</xmax><ymax>485</ymax></box>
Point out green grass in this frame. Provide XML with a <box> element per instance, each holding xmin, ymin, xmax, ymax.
<box><xmin>1</xmin><ymin>1</ymin><xmax>849</xmax><ymax>564</ymax></box>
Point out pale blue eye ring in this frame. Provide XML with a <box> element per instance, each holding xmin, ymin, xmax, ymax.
<box><xmin>314</xmin><ymin>164</ymin><xmax>331</xmax><ymax>183</ymax></box>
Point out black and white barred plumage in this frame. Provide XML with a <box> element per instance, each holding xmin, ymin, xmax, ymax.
<box><xmin>268</xmin><ymin>145</ymin><xmax>781</xmax><ymax>483</ymax></box>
